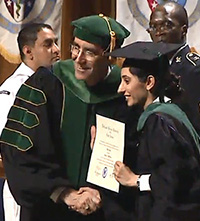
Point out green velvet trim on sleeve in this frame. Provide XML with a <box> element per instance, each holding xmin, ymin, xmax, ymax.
<box><xmin>16</xmin><ymin>83</ymin><xmax>47</xmax><ymax>106</ymax></box>
<box><xmin>0</xmin><ymin>127</ymin><xmax>33</xmax><ymax>151</ymax></box>
<box><xmin>8</xmin><ymin>105</ymin><xmax>39</xmax><ymax>128</ymax></box>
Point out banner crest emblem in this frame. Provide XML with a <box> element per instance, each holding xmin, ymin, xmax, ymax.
<box><xmin>4</xmin><ymin>0</ymin><xmax>35</xmax><ymax>22</ymax></box>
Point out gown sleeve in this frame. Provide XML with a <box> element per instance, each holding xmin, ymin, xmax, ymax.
<box><xmin>0</xmin><ymin>67</ymin><xmax>72</xmax><ymax>208</ymax></box>
<box><xmin>140</xmin><ymin>113</ymin><xmax>200</xmax><ymax>220</ymax></box>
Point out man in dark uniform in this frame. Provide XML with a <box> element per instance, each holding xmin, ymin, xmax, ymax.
<box><xmin>147</xmin><ymin>1</ymin><xmax>200</xmax><ymax>135</ymax></box>
<box><xmin>0</xmin><ymin>15</ymin><xmax>137</xmax><ymax>221</ymax></box>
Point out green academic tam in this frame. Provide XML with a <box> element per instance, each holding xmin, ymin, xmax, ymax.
<box><xmin>72</xmin><ymin>14</ymin><xmax>130</xmax><ymax>50</ymax></box>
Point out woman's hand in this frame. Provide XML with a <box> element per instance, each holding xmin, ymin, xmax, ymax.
<box><xmin>114</xmin><ymin>161</ymin><xmax>139</xmax><ymax>187</ymax></box>
<box><xmin>90</xmin><ymin>125</ymin><xmax>96</xmax><ymax>150</ymax></box>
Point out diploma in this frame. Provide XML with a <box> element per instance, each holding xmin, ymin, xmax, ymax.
<box><xmin>87</xmin><ymin>114</ymin><xmax>125</xmax><ymax>193</ymax></box>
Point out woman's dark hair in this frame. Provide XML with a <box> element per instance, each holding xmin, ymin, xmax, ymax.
<box><xmin>124</xmin><ymin>57</ymin><xmax>183</xmax><ymax>101</ymax></box>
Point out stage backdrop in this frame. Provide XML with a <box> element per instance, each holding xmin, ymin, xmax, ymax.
<box><xmin>0</xmin><ymin>0</ymin><xmax>63</xmax><ymax>64</ymax></box>
<box><xmin>116</xmin><ymin>0</ymin><xmax>200</xmax><ymax>51</ymax></box>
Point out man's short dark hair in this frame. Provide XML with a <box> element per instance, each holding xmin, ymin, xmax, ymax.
<box><xmin>17</xmin><ymin>23</ymin><xmax>53</xmax><ymax>61</ymax></box>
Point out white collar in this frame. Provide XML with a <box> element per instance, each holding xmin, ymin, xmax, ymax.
<box><xmin>13</xmin><ymin>62</ymin><xmax>35</xmax><ymax>77</ymax></box>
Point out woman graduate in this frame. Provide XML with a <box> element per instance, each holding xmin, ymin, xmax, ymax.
<box><xmin>111</xmin><ymin>42</ymin><xmax>200</xmax><ymax>221</ymax></box>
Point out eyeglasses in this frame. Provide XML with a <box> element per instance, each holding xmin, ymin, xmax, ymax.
<box><xmin>70</xmin><ymin>44</ymin><xmax>98</xmax><ymax>61</ymax></box>
<box><xmin>146</xmin><ymin>21</ymin><xmax>175</xmax><ymax>33</ymax></box>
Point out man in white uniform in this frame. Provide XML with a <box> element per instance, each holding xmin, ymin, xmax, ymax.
<box><xmin>0</xmin><ymin>23</ymin><xmax>60</xmax><ymax>221</ymax></box>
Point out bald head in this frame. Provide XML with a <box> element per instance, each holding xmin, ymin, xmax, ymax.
<box><xmin>148</xmin><ymin>2</ymin><xmax>188</xmax><ymax>44</ymax></box>
<box><xmin>161</xmin><ymin>1</ymin><xmax>188</xmax><ymax>27</ymax></box>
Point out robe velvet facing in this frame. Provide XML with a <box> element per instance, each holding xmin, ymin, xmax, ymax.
<box><xmin>53</xmin><ymin>59</ymin><xmax>124</xmax><ymax>188</ymax></box>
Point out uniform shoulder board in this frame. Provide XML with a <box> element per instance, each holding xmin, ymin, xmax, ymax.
<box><xmin>186</xmin><ymin>52</ymin><xmax>200</xmax><ymax>66</ymax></box>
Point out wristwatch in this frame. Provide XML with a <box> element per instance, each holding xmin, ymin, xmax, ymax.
<box><xmin>136</xmin><ymin>175</ymin><xmax>141</xmax><ymax>189</ymax></box>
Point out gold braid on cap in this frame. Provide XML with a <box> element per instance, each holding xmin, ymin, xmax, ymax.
<box><xmin>99</xmin><ymin>13</ymin><xmax>116</xmax><ymax>53</ymax></box>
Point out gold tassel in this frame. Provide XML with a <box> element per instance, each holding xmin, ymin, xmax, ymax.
<box><xmin>109</xmin><ymin>31</ymin><xmax>116</xmax><ymax>53</ymax></box>
<box><xmin>99</xmin><ymin>13</ymin><xmax>116</xmax><ymax>60</ymax></box>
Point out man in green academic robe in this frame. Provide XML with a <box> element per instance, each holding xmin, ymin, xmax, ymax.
<box><xmin>0</xmin><ymin>15</ymin><xmax>138</xmax><ymax>221</ymax></box>
<box><xmin>53</xmin><ymin>14</ymin><xmax>138</xmax><ymax>220</ymax></box>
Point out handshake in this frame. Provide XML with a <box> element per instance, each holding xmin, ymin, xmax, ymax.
<box><xmin>61</xmin><ymin>186</ymin><xmax>101</xmax><ymax>215</ymax></box>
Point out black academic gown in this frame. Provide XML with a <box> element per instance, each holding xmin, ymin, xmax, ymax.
<box><xmin>170</xmin><ymin>45</ymin><xmax>200</xmax><ymax>135</ymax></box>
<box><xmin>0</xmin><ymin>67</ymin><xmax>76</xmax><ymax>221</ymax></box>
<box><xmin>135</xmin><ymin>103</ymin><xmax>200</xmax><ymax>221</ymax></box>
<box><xmin>0</xmin><ymin>65</ymin><xmax>138</xmax><ymax>221</ymax></box>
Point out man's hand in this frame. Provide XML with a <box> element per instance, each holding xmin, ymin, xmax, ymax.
<box><xmin>61</xmin><ymin>189</ymin><xmax>80</xmax><ymax>207</ymax></box>
<box><xmin>90</xmin><ymin>125</ymin><xmax>96</xmax><ymax>150</ymax></box>
<box><xmin>61</xmin><ymin>187</ymin><xmax>101</xmax><ymax>215</ymax></box>
<box><xmin>78</xmin><ymin>187</ymin><xmax>101</xmax><ymax>212</ymax></box>
<box><xmin>76</xmin><ymin>187</ymin><xmax>101</xmax><ymax>215</ymax></box>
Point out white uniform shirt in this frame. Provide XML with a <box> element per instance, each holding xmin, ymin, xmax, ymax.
<box><xmin>0</xmin><ymin>62</ymin><xmax>34</xmax><ymax>221</ymax></box>
<box><xmin>0</xmin><ymin>62</ymin><xmax>34</xmax><ymax>135</ymax></box>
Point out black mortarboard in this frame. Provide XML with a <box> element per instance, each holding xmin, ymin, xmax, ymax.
<box><xmin>108</xmin><ymin>41</ymin><xmax>183</xmax><ymax>73</ymax></box>
<box><xmin>108</xmin><ymin>41</ymin><xmax>183</xmax><ymax>102</ymax></box>
<box><xmin>109</xmin><ymin>41</ymin><xmax>182</xmax><ymax>60</ymax></box>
